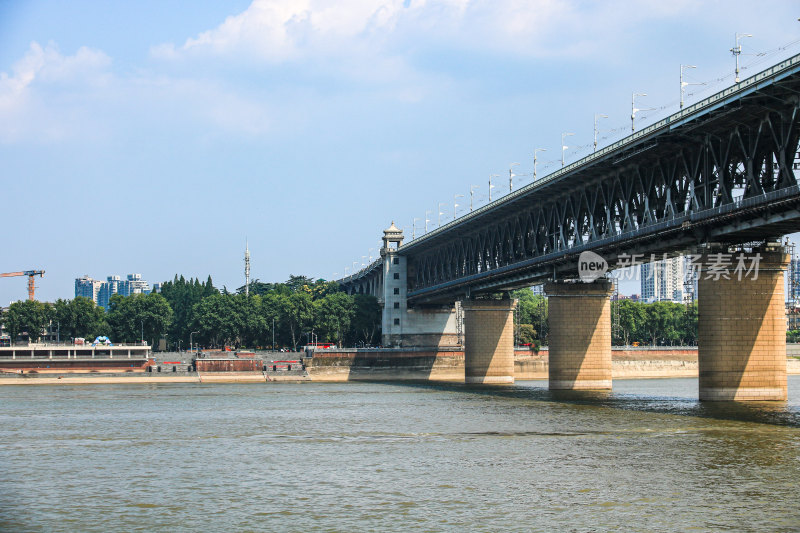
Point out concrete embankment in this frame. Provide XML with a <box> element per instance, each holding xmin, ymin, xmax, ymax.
<box><xmin>308</xmin><ymin>349</ymin><xmax>464</xmax><ymax>382</ymax></box>
<box><xmin>310</xmin><ymin>346</ymin><xmax>800</xmax><ymax>381</ymax></box>
<box><xmin>3</xmin><ymin>347</ymin><xmax>799</xmax><ymax>384</ymax></box>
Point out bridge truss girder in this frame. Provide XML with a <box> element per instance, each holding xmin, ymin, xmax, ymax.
<box><xmin>408</xmin><ymin>87</ymin><xmax>800</xmax><ymax>303</ymax></box>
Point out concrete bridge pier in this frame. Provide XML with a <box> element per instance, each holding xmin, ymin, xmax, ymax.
<box><xmin>462</xmin><ymin>299</ymin><xmax>515</xmax><ymax>384</ymax></box>
<box><xmin>545</xmin><ymin>280</ymin><xmax>613</xmax><ymax>390</ymax></box>
<box><xmin>698</xmin><ymin>249</ymin><xmax>790</xmax><ymax>401</ymax></box>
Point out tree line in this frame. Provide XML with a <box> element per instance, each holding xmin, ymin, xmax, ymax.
<box><xmin>0</xmin><ymin>278</ymin><xmax>720</xmax><ymax>350</ymax></box>
<box><xmin>511</xmin><ymin>289</ymin><xmax>699</xmax><ymax>347</ymax></box>
<box><xmin>0</xmin><ymin>274</ymin><xmax>381</xmax><ymax>351</ymax></box>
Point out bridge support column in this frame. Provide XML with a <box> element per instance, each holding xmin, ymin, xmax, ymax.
<box><xmin>698</xmin><ymin>250</ymin><xmax>789</xmax><ymax>401</ymax></box>
<box><xmin>545</xmin><ymin>280</ymin><xmax>613</xmax><ymax>390</ymax></box>
<box><xmin>462</xmin><ymin>299</ymin><xmax>515</xmax><ymax>384</ymax></box>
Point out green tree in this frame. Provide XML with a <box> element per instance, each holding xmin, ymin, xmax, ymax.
<box><xmin>52</xmin><ymin>296</ymin><xmax>109</xmax><ymax>340</ymax></box>
<box><xmin>315</xmin><ymin>292</ymin><xmax>355</xmax><ymax>347</ymax></box>
<box><xmin>107</xmin><ymin>293</ymin><xmax>172</xmax><ymax>346</ymax></box>
<box><xmin>191</xmin><ymin>293</ymin><xmax>242</xmax><ymax>347</ymax></box>
<box><xmin>160</xmin><ymin>274</ymin><xmax>216</xmax><ymax>349</ymax></box>
<box><xmin>4</xmin><ymin>300</ymin><xmax>52</xmax><ymax>342</ymax></box>
<box><xmin>350</xmin><ymin>294</ymin><xmax>381</xmax><ymax>345</ymax></box>
<box><xmin>260</xmin><ymin>292</ymin><xmax>283</xmax><ymax>348</ymax></box>
<box><xmin>515</xmin><ymin>323</ymin><xmax>537</xmax><ymax>345</ymax></box>
<box><xmin>616</xmin><ymin>299</ymin><xmax>645</xmax><ymax>345</ymax></box>
<box><xmin>280</xmin><ymin>292</ymin><xmax>314</xmax><ymax>350</ymax></box>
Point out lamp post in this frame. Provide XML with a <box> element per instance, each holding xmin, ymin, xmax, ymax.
<box><xmin>631</xmin><ymin>93</ymin><xmax>653</xmax><ymax>132</ymax></box>
<box><xmin>272</xmin><ymin>317</ymin><xmax>275</xmax><ymax>350</ymax></box>
<box><xmin>680</xmin><ymin>64</ymin><xmax>697</xmax><ymax>109</ymax></box>
<box><xmin>561</xmin><ymin>132</ymin><xmax>574</xmax><ymax>167</ymax></box>
<box><xmin>508</xmin><ymin>163</ymin><xmax>520</xmax><ymax>192</ymax></box>
<box><xmin>731</xmin><ymin>33</ymin><xmax>752</xmax><ymax>83</ymax></box>
<box><xmin>533</xmin><ymin>148</ymin><xmax>546</xmax><ymax>180</ymax></box>
<box><xmin>412</xmin><ymin>218</ymin><xmax>420</xmax><ymax>239</ymax></box>
<box><xmin>425</xmin><ymin>210</ymin><xmax>432</xmax><ymax>233</ymax></box>
<box><xmin>141</xmin><ymin>320</ymin><xmax>144</xmax><ymax>346</ymax></box>
<box><xmin>593</xmin><ymin>114</ymin><xmax>608</xmax><ymax>152</ymax></box>
<box><xmin>454</xmin><ymin>194</ymin><xmax>464</xmax><ymax>219</ymax></box>
<box><xmin>190</xmin><ymin>330</ymin><xmax>199</xmax><ymax>353</ymax></box>
<box><xmin>470</xmin><ymin>185</ymin><xmax>480</xmax><ymax>211</ymax></box>
<box><xmin>438</xmin><ymin>202</ymin><xmax>447</xmax><ymax>226</ymax></box>
<box><xmin>489</xmin><ymin>174</ymin><xmax>498</xmax><ymax>201</ymax></box>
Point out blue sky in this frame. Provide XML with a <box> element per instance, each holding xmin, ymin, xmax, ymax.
<box><xmin>1</xmin><ymin>0</ymin><xmax>799</xmax><ymax>304</ymax></box>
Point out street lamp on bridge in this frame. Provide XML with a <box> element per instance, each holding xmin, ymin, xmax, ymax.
<box><xmin>489</xmin><ymin>174</ymin><xmax>498</xmax><ymax>201</ymax></box>
<box><xmin>631</xmin><ymin>93</ymin><xmax>653</xmax><ymax>132</ymax></box>
<box><xmin>470</xmin><ymin>185</ymin><xmax>480</xmax><ymax>211</ymax></box>
<box><xmin>731</xmin><ymin>33</ymin><xmax>752</xmax><ymax>83</ymax></box>
<box><xmin>438</xmin><ymin>202</ymin><xmax>447</xmax><ymax>226</ymax></box>
<box><xmin>454</xmin><ymin>194</ymin><xmax>464</xmax><ymax>219</ymax></box>
<box><xmin>561</xmin><ymin>132</ymin><xmax>574</xmax><ymax>167</ymax></box>
<box><xmin>412</xmin><ymin>218</ymin><xmax>420</xmax><ymax>239</ymax></box>
<box><xmin>680</xmin><ymin>64</ymin><xmax>702</xmax><ymax>109</ymax></box>
<box><xmin>425</xmin><ymin>210</ymin><xmax>432</xmax><ymax>233</ymax></box>
<box><xmin>509</xmin><ymin>163</ymin><xmax>520</xmax><ymax>192</ymax></box>
<box><xmin>533</xmin><ymin>148</ymin><xmax>547</xmax><ymax>180</ymax></box>
<box><xmin>594</xmin><ymin>114</ymin><xmax>608</xmax><ymax>152</ymax></box>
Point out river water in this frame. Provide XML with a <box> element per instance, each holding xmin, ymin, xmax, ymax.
<box><xmin>2</xmin><ymin>377</ymin><xmax>800</xmax><ymax>532</ymax></box>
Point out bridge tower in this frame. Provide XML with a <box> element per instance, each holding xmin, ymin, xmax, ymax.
<box><xmin>379</xmin><ymin>222</ymin><xmax>460</xmax><ymax>348</ymax></box>
<box><xmin>380</xmin><ymin>222</ymin><xmax>407</xmax><ymax>347</ymax></box>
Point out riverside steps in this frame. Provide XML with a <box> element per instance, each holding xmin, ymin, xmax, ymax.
<box><xmin>462</xmin><ymin>298</ymin><xmax>516</xmax><ymax>384</ymax></box>
<box><xmin>698</xmin><ymin>248</ymin><xmax>791</xmax><ymax>400</ymax></box>
<box><xmin>545</xmin><ymin>280</ymin><xmax>613</xmax><ymax>390</ymax></box>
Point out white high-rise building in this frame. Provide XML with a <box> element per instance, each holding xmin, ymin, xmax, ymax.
<box><xmin>75</xmin><ymin>273</ymin><xmax>153</xmax><ymax>309</ymax></box>
<box><xmin>75</xmin><ymin>275</ymin><xmax>103</xmax><ymax>303</ymax></box>
<box><xmin>641</xmin><ymin>256</ymin><xmax>684</xmax><ymax>303</ymax></box>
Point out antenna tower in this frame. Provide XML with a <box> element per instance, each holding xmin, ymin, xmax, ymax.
<box><xmin>244</xmin><ymin>240</ymin><xmax>251</xmax><ymax>297</ymax></box>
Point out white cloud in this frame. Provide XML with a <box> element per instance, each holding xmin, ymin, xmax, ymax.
<box><xmin>153</xmin><ymin>0</ymin><xmax>411</xmax><ymax>62</ymax></box>
<box><xmin>0</xmin><ymin>41</ymin><xmax>110</xmax><ymax>107</ymax></box>
<box><xmin>151</xmin><ymin>0</ymin><xmax>704</xmax><ymax>65</ymax></box>
<box><xmin>0</xmin><ymin>42</ymin><xmax>111</xmax><ymax>142</ymax></box>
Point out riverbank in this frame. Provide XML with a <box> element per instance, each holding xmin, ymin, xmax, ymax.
<box><xmin>3</xmin><ymin>347</ymin><xmax>799</xmax><ymax>384</ymax></box>
<box><xmin>0</xmin><ymin>372</ymin><xmax>312</xmax><ymax>385</ymax></box>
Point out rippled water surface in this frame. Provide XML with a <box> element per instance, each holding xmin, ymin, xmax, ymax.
<box><xmin>2</xmin><ymin>377</ymin><xmax>800</xmax><ymax>531</ymax></box>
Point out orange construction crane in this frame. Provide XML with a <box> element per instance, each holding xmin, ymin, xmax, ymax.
<box><xmin>0</xmin><ymin>270</ymin><xmax>45</xmax><ymax>301</ymax></box>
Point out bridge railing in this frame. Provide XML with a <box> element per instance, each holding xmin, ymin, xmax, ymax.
<box><xmin>401</xmin><ymin>52</ymin><xmax>800</xmax><ymax>251</ymax></box>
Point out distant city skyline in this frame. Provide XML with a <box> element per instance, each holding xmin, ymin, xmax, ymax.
<box><xmin>2</xmin><ymin>1</ymin><xmax>799</xmax><ymax>305</ymax></box>
<box><xmin>75</xmin><ymin>273</ymin><xmax>158</xmax><ymax>309</ymax></box>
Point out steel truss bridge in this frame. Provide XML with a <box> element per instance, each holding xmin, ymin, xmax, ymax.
<box><xmin>345</xmin><ymin>53</ymin><xmax>800</xmax><ymax>304</ymax></box>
